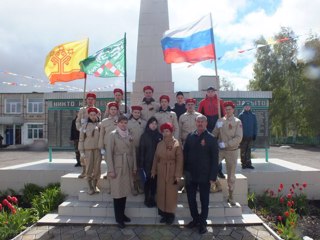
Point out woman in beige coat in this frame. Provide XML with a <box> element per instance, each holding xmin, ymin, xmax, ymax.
<box><xmin>106</xmin><ymin>115</ymin><xmax>137</xmax><ymax>229</ymax></box>
<box><xmin>78</xmin><ymin>107</ymin><xmax>101</xmax><ymax>195</ymax></box>
<box><xmin>151</xmin><ymin>122</ymin><xmax>183</xmax><ymax>225</ymax></box>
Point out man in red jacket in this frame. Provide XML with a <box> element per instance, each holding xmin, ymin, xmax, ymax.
<box><xmin>198</xmin><ymin>87</ymin><xmax>226</xmax><ymax>179</ymax></box>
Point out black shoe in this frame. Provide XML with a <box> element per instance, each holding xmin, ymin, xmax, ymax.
<box><xmin>74</xmin><ymin>163</ymin><xmax>81</xmax><ymax>167</ymax></box>
<box><xmin>186</xmin><ymin>220</ymin><xmax>199</xmax><ymax>228</ymax></box>
<box><xmin>166</xmin><ymin>217</ymin><xmax>174</xmax><ymax>225</ymax></box>
<box><xmin>117</xmin><ymin>221</ymin><xmax>125</xmax><ymax>229</ymax></box>
<box><xmin>246</xmin><ymin>165</ymin><xmax>255</xmax><ymax>169</ymax></box>
<box><xmin>160</xmin><ymin>216</ymin><xmax>167</xmax><ymax>223</ymax></box>
<box><xmin>123</xmin><ymin>215</ymin><xmax>131</xmax><ymax>222</ymax></box>
<box><xmin>218</xmin><ymin>171</ymin><xmax>226</xmax><ymax>179</ymax></box>
<box><xmin>242</xmin><ymin>165</ymin><xmax>247</xmax><ymax>169</ymax></box>
<box><xmin>199</xmin><ymin>224</ymin><xmax>207</xmax><ymax>234</ymax></box>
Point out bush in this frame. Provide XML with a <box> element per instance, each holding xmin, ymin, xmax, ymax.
<box><xmin>21</xmin><ymin>183</ymin><xmax>44</xmax><ymax>207</ymax></box>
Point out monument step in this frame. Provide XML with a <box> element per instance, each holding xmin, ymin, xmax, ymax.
<box><xmin>61</xmin><ymin>173</ymin><xmax>248</xmax><ymax>205</ymax></box>
<box><xmin>78</xmin><ymin>189</ymin><xmax>224</xmax><ymax>203</ymax></box>
<box><xmin>58</xmin><ymin>197</ymin><xmax>242</xmax><ymax>218</ymax></box>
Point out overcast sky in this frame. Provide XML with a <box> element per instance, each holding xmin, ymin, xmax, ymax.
<box><xmin>0</xmin><ymin>0</ymin><xmax>319</xmax><ymax>93</ymax></box>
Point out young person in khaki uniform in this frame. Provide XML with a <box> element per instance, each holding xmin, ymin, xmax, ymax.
<box><xmin>154</xmin><ymin>95</ymin><xmax>180</xmax><ymax>140</ymax></box>
<box><xmin>76</xmin><ymin>92</ymin><xmax>101</xmax><ymax>178</ymax></box>
<box><xmin>103</xmin><ymin>88</ymin><xmax>130</xmax><ymax>118</ymax></box>
<box><xmin>99</xmin><ymin>102</ymin><xmax>119</xmax><ymax>185</ymax></box>
<box><xmin>179</xmin><ymin>98</ymin><xmax>201</xmax><ymax>146</ymax></box>
<box><xmin>127</xmin><ymin>105</ymin><xmax>147</xmax><ymax>195</ymax></box>
<box><xmin>78</xmin><ymin>107</ymin><xmax>101</xmax><ymax>195</ymax></box>
<box><xmin>212</xmin><ymin>101</ymin><xmax>243</xmax><ymax>205</ymax></box>
<box><xmin>140</xmin><ymin>85</ymin><xmax>160</xmax><ymax>121</ymax></box>
<box><xmin>151</xmin><ymin>122</ymin><xmax>183</xmax><ymax>225</ymax></box>
<box><xmin>106</xmin><ymin>115</ymin><xmax>137</xmax><ymax>229</ymax></box>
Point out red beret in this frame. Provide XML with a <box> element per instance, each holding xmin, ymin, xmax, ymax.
<box><xmin>185</xmin><ymin>98</ymin><xmax>196</xmax><ymax>104</ymax></box>
<box><xmin>224</xmin><ymin>101</ymin><xmax>236</xmax><ymax>108</ymax></box>
<box><xmin>131</xmin><ymin>105</ymin><xmax>143</xmax><ymax>111</ymax></box>
<box><xmin>159</xmin><ymin>95</ymin><xmax>170</xmax><ymax>102</ymax></box>
<box><xmin>86</xmin><ymin>92</ymin><xmax>96</xmax><ymax>99</ymax></box>
<box><xmin>87</xmin><ymin>107</ymin><xmax>99</xmax><ymax>114</ymax></box>
<box><xmin>143</xmin><ymin>85</ymin><xmax>154</xmax><ymax>92</ymax></box>
<box><xmin>107</xmin><ymin>102</ymin><xmax>119</xmax><ymax>109</ymax></box>
<box><xmin>160</xmin><ymin>122</ymin><xmax>174</xmax><ymax>133</ymax></box>
<box><xmin>113</xmin><ymin>88</ymin><xmax>124</xmax><ymax>95</ymax></box>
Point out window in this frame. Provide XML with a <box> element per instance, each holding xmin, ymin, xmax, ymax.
<box><xmin>5</xmin><ymin>99</ymin><xmax>22</xmax><ymax>113</ymax></box>
<box><xmin>28</xmin><ymin>99</ymin><xmax>44</xmax><ymax>113</ymax></box>
<box><xmin>28</xmin><ymin>124</ymin><xmax>44</xmax><ymax>139</ymax></box>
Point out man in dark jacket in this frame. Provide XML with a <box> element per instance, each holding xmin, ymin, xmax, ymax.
<box><xmin>184</xmin><ymin>114</ymin><xmax>219</xmax><ymax>234</ymax></box>
<box><xmin>238</xmin><ymin>101</ymin><xmax>257</xmax><ymax>169</ymax></box>
<box><xmin>70</xmin><ymin>112</ymin><xmax>81</xmax><ymax>167</ymax></box>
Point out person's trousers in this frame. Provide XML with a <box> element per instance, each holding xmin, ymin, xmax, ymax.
<box><xmin>240</xmin><ymin>137</ymin><xmax>253</xmax><ymax>167</ymax></box>
<box><xmin>144</xmin><ymin>176</ymin><xmax>157</xmax><ymax>200</ymax></box>
<box><xmin>185</xmin><ymin>181</ymin><xmax>210</xmax><ymax>225</ymax></box>
<box><xmin>113</xmin><ymin>197</ymin><xmax>126</xmax><ymax>223</ymax></box>
<box><xmin>219</xmin><ymin>149</ymin><xmax>238</xmax><ymax>192</ymax></box>
<box><xmin>84</xmin><ymin>149</ymin><xmax>102</xmax><ymax>181</ymax></box>
<box><xmin>73</xmin><ymin>140</ymin><xmax>80</xmax><ymax>164</ymax></box>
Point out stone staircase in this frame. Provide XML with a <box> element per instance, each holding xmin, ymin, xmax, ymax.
<box><xmin>38</xmin><ymin>173</ymin><xmax>263</xmax><ymax>225</ymax></box>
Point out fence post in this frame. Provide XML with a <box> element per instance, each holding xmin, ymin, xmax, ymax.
<box><xmin>49</xmin><ymin>146</ymin><xmax>52</xmax><ymax>163</ymax></box>
<box><xmin>265</xmin><ymin>148</ymin><xmax>269</xmax><ymax>162</ymax></box>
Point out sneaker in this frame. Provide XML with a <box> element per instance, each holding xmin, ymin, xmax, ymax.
<box><xmin>246</xmin><ymin>165</ymin><xmax>255</xmax><ymax>169</ymax></box>
<box><xmin>199</xmin><ymin>224</ymin><xmax>207</xmax><ymax>234</ymax></box>
<box><xmin>186</xmin><ymin>220</ymin><xmax>199</xmax><ymax>229</ymax></box>
<box><xmin>218</xmin><ymin>172</ymin><xmax>226</xmax><ymax>179</ymax></box>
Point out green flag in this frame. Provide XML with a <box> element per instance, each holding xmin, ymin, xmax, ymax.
<box><xmin>80</xmin><ymin>38</ymin><xmax>124</xmax><ymax>77</ymax></box>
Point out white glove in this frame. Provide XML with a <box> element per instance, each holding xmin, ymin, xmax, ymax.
<box><xmin>101</xmin><ymin>149</ymin><xmax>106</xmax><ymax>155</ymax></box>
<box><xmin>219</xmin><ymin>142</ymin><xmax>225</xmax><ymax>149</ymax></box>
<box><xmin>80</xmin><ymin>152</ymin><xmax>85</xmax><ymax>158</ymax></box>
<box><xmin>216</xmin><ymin>120</ymin><xmax>223</xmax><ymax>128</ymax></box>
<box><xmin>81</xmin><ymin>119</ymin><xmax>86</xmax><ymax>125</ymax></box>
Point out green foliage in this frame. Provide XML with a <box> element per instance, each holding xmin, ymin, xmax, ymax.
<box><xmin>21</xmin><ymin>183</ymin><xmax>44</xmax><ymax>205</ymax></box>
<box><xmin>247</xmin><ymin>191</ymin><xmax>256</xmax><ymax>210</ymax></box>
<box><xmin>249</xmin><ymin>28</ymin><xmax>320</xmax><ymax>138</ymax></box>
<box><xmin>31</xmin><ymin>185</ymin><xmax>65</xmax><ymax>218</ymax></box>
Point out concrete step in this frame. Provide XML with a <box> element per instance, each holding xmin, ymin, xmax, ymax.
<box><xmin>58</xmin><ymin>197</ymin><xmax>242</xmax><ymax>218</ymax></box>
<box><xmin>61</xmin><ymin>173</ymin><xmax>248</xmax><ymax>205</ymax></box>
<box><xmin>78</xmin><ymin>189</ymin><xmax>224</xmax><ymax>203</ymax></box>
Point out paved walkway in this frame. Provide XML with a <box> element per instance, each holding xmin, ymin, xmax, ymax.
<box><xmin>15</xmin><ymin>224</ymin><xmax>276</xmax><ymax>240</ymax></box>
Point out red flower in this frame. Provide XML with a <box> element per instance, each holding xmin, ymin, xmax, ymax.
<box><xmin>291</xmin><ymin>200</ymin><xmax>294</xmax><ymax>205</ymax></box>
<box><xmin>0</xmin><ymin>203</ymin><xmax>2</xmax><ymax>211</ymax></box>
<box><xmin>284</xmin><ymin>211</ymin><xmax>290</xmax><ymax>217</ymax></box>
<box><xmin>280</xmin><ymin>197</ymin><xmax>285</xmax><ymax>204</ymax></box>
<box><xmin>287</xmin><ymin>193</ymin><xmax>292</xmax><ymax>199</ymax></box>
<box><xmin>279</xmin><ymin>183</ymin><xmax>284</xmax><ymax>189</ymax></box>
<box><xmin>291</xmin><ymin>184</ymin><xmax>295</xmax><ymax>189</ymax></box>
<box><xmin>287</xmin><ymin>201</ymin><xmax>292</xmax><ymax>207</ymax></box>
<box><xmin>303</xmin><ymin>182</ymin><xmax>307</xmax><ymax>188</ymax></box>
<box><xmin>290</xmin><ymin>188</ymin><xmax>293</xmax><ymax>192</ymax></box>
<box><xmin>7</xmin><ymin>195</ymin><xmax>12</xmax><ymax>202</ymax></box>
<box><xmin>2</xmin><ymin>199</ymin><xmax>9</xmax><ymax>206</ymax></box>
<box><xmin>277</xmin><ymin>216</ymin><xmax>283</xmax><ymax>221</ymax></box>
<box><xmin>269</xmin><ymin>190</ymin><xmax>274</xmax><ymax>196</ymax></box>
<box><xmin>11</xmin><ymin>197</ymin><xmax>18</xmax><ymax>205</ymax></box>
<box><xmin>299</xmin><ymin>187</ymin><xmax>303</xmax><ymax>191</ymax></box>
<box><xmin>296</xmin><ymin>183</ymin><xmax>299</xmax><ymax>186</ymax></box>
<box><xmin>278</xmin><ymin>188</ymin><xmax>282</xmax><ymax>192</ymax></box>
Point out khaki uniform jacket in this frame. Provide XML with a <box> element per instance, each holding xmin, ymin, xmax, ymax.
<box><xmin>76</xmin><ymin>106</ymin><xmax>101</xmax><ymax>131</ymax></box>
<box><xmin>78</xmin><ymin>121</ymin><xmax>100</xmax><ymax>152</ymax></box>
<box><xmin>141</xmin><ymin>101</ymin><xmax>160</xmax><ymax>121</ymax></box>
<box><xmin>106</xmin><ymin>129</ymin><xmax>137</xmax><ymax>199</ymax></box>
<box><xmin>212</xmin><ymin>114</ymin><xmax>243</xmax><ymax>150</ymax></box>
<box><xmin>151</xmin><ymin>137</ymin><xmax>183</xmax><ymax>213</ymax></box>
<box><xmin>127</xmin><ymin>118</ymin><xmax>147</xmax><ymax>148</ymax></box>
<box><xmin>179</xmin><ymin>110</ymin><xmax>201</xmax><ymax>144</ymax></box>
<box><xmin>103</xmin><ymin>101</ymin><xmax>130</xmax><ymax>119</ymax></box>
<box><xmin>154</xmin><ymin>110</ymin><xmax>180</xmax><ymax>140</ymax></box>
<box><xmin>98</xmin><ymin>116</ymin><xmax>118</xmax><ymax>149</ymax></box>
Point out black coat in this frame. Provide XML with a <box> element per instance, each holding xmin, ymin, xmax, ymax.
<box><xmin>70</xmin><ymin>118</ymin><xmax>80</xmax><ymax>141</ymax></box>
<box><xmin>183</xmin><ymin>130</ymin><xmax>219</xmax><ymax>183</ymax></box>
<box><xmin>139</xmin><ymin>128</ymin><xmax>163</xmax><ymax>177</ymax></box>
<box><xmin>173</xmin><ymin>103</ymin><xmax>186</xmax><ymax>120</ymax></box>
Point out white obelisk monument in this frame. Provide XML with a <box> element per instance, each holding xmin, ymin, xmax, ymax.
<box><xmin>131</xmin><ymin>0</ymin><xmax>174</xmax><ymax>105</ymax></box>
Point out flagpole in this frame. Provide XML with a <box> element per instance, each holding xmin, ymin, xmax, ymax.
<box><xmin>210</xmin><ymin>13</ymin><xmax>221</xmax><ymax>119</ymax></box>
<box><xmin>124</xmin><ymin>33</ymin><xmax>127</xmax><ymax>114</ymax></box>
<box><xmin>82</xmin><ymin>38</ymin><xmax>89</xmax><ymax>108</ymax></box>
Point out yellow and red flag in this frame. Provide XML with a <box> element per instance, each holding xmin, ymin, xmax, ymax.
<box><xmin>44</xmin><ymin>39</ymin><xmax>88</xmax><ymax>84</ymax></box>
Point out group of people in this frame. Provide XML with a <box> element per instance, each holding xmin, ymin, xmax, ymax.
<box><xmin>69</xmin><ymin>85</ymin><xmax>258</xmax><ymax>234</ymax></box>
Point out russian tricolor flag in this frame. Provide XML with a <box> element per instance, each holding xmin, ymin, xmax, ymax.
<box><xmin>161</xmin><ymin>14</ymin><xmax>216</xmax><ymax>64</ymax></box>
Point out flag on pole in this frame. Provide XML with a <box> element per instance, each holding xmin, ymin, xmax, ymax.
<box><xmin>161</xmin><ymin>14</ymin><xmax>216</xmax><ymax>64</ymax></box>
<box><xmin>44</xmin><ymin>39</ymin><xmax>88</xmax><ymax>84</ymax></box>
<box><xmin>80</xmin><ymin>38</ymin><xmax>124</xmax><ymax>78</ymax></box>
